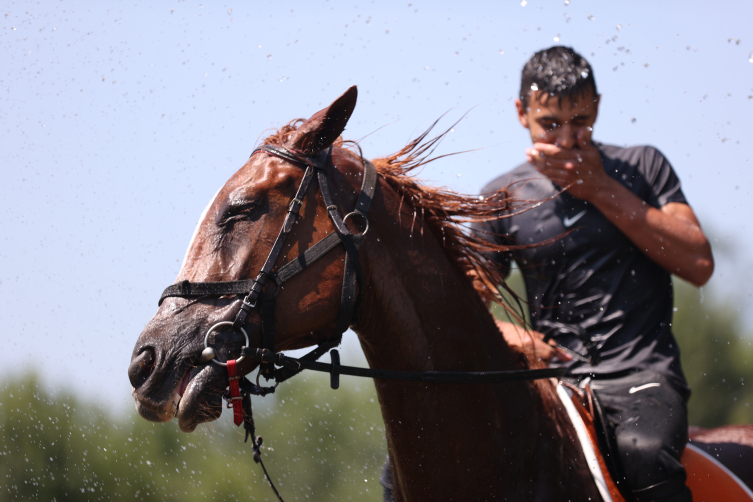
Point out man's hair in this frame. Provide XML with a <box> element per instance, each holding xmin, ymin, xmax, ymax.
<box><xmin>519</xmin><ymin>46</ymin><xmax>597</xmax><ymax>108</ymax></box>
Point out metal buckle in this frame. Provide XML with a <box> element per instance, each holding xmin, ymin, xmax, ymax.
<box><xmin>256</xmin><ymin>370</ymin><xmax>280</xmax><ymax>390</ymax></box>
<box><xmin>242</xmin><ymin>297</ymin><xmax>257</xmax><ymax>309</ymax></box>
<box><xmin>204</xmin><ymin>321</ymin><xmax>249</xmax><ymax>367</ymax></box>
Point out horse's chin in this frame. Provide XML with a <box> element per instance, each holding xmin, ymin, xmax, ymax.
<box><xmin>176</xmin><ymin>364</ymin><xmax>224</xmax><ymax>432</ymax></box>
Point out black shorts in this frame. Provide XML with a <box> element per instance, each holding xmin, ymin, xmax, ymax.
<box><xmin>566</xmin><ymin>370</ymin><xmax>693</xmax><ymax>502</ymax></box>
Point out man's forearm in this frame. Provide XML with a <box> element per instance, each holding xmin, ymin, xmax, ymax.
<box><xmin>587</xmin><ymin>177</ymin><xmax>714</xmax><ymax>286</ymax></box>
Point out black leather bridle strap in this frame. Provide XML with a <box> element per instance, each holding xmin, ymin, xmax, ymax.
<box><xmin>334</xmin><ymin>233</ymin><xmax>364</xmax><ymax>336</ymax></box>
<box><xmin>259</xmin><ymin>298</ymin><xmax>277</xmax><ymax>379</ymax></box>
<box><xmin>353</xmin><ymin>159</ymin><xmax>378</xmax><ymax>216</ymax></box>
<box><xmin>270</xmin><ymin>232</ymin><xmax>342</xmax><ymax>285</ymax></box>
<box><xmin>159</xmin><ymin>278</ymin><xmax>256</xmax><ymax>306</ymax></box>
<box><xmin>233</xmin><ymin>160</ymin><xmax>317</xmax><ymax>330</ymax></box>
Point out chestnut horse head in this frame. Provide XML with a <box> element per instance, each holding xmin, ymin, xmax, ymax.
<box><xmin>128</xmin><ymin>87</ymin><xmax>374</xmax><ymax>431</ymax></box>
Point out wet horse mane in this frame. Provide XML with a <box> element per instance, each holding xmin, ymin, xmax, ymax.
<box><xmin>261</xmin><ymin>118</ymin><xmax>519</xmax><ymax>312</ymax></box>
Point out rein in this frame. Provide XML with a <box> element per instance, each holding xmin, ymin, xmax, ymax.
<box><xmin>157</xmin><ymin>144</ymin><xmax>566</xmax><ymax>501</ymax></box>
<box><xmin>246</xmin><ymin>347</ymin><xmax>566</xmax><ymax>388</ymax></box>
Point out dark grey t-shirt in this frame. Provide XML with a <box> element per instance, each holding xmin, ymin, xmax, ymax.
<box><xmin>479</xmin><ymin>143</ymin><xmax>688</xmax><ymax>386</ymax></box>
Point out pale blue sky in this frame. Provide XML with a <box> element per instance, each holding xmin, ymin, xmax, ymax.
<box><xmin>2</xmin><ymin>0</ymin><xmax>752</xmax><ymax>409</ymax></box>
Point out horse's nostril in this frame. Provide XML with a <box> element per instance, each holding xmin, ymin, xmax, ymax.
<box><xmin>128</xmin><ymin>347</ymin><xmax>156</xmax><ymax>389</ymax></box>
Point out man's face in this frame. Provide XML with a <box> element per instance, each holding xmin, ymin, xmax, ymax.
<box><xmin>515</xmin><ymin>89</ymin><xmax>600</xmax><ymax>149</ymax></box>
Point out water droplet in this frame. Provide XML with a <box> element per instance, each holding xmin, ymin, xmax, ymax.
<box><xmin>499</xmin><ymin>50</ymin><xmax>505</xmax><ymax>55</ymax></box>
<box><xmin>631</xmin><ymin>118</ymin><xmax>637</xmax><ymax>123</ymax></box>
<box><xmin>587</xmin><ymin>126</ymin><xmax>593</xmax><ymax>132</ymax></box>
<box><xmin>749</xmin><ymin>51</ymin><xmax>753</xmax><ymax>63</ymax></box>
<box><xmin>564</xmin><ymin>0</ymin><xmax>570</xmax><ymax>4</ymax></box>
<box><xmin>581</xmin><ymin>70</ymin><xmax>589</xmax><ymax>78</ymax></box>
<box><xmin>530</xmin><ymin>83</ymin><xmax>539</xmax><ymax>91</ymax></box>
<box><xmin>521</xmin><ymin>0</ymin><xmax>527</xmax><ymax>6</ymax></box>
<box><xmin>554</xmin><ymin>35</ymin><xmax>560</xmax><ymax>42</ymax></box>
<box><xmin>587</xmin><ymin>14</ymin><xmax>595</xmax><ymax>21</ymax></box>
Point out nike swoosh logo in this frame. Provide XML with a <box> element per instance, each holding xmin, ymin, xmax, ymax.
<box><xmin>563</xmin><ymin>209</ymin><xmax>587</xmax><ymax>228</ymax></box>
<box><xmin>628</xmin><ymin>383</ymin><xmax>661</xmax><ymax>394</ymax></box>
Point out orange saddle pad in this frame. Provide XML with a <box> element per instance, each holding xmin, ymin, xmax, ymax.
<box><xmin>683</xmin><ymin>443</ymin><xmax>753</xmax><ymax>502</ymax></box>
<box><xmin>564</xmin><ymin>384</ymin><xmax>753</xmax><ymax>502</ymax></box>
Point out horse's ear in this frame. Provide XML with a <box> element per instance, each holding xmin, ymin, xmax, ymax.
<box><xmin>286</xmin><ymin>86</ymin><xmax>358</xmax><ymax>155</ymax></box>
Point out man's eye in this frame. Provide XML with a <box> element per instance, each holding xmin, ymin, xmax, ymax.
<box><xmin>543</xmin><ymin>122</ymin><xmax>559</xmax><ymax>131</ymax></box>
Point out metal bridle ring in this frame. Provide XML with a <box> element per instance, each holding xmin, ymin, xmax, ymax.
<box><xmin>204</xmin><ymin>321</ymin><xmax>249</xmax><ymax>367</ymax></box>
<box><xmin>264</xmin><ymin>276</ymin><xmax>281</xmax><ymax>298</ymax></box>
<box><xmin>342</xmin><ymin>211</ymin><xmax>369</xmax><ymax>235</ymax></box>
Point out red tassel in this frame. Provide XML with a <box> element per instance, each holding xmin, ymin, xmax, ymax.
<box><xmin>226</xmin><ymin>359</ymin><xmax>243</xmax><ymax>426</ymax></box>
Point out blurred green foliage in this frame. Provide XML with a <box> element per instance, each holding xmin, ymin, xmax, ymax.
<box><xmin>672</xmin><ymin>280</ymin><xmax>753</xmax><ymax>427</ymax></box>
<box><xmin>0</xmin><ymin>371</ymin><xmax>386</xmax><ymax>501</ymax></box>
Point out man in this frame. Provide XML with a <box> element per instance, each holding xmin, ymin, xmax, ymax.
<box><xmin>478</xmin><ymin>46</ymin><xmax>713</xmax><ymax>501</ymax></box>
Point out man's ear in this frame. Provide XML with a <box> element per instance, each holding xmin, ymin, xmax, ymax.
<box><xmin>515</xmin><ymin>98</ymin><xmax>530</xmax><ymax>129</ymax></box>
<box><xmin>286</xmin><ymin>86</ymin><xmax>358</xmax><ymax>155</ymax></box>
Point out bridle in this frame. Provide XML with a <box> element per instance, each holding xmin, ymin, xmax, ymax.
<box><xmin>155</xmin><ymin>143</ymin><xmax>567</xmax><ymax>501</ymax></box>
<box><xmin>157</xmin><ymin>143</ymin><xmax>376</xmax><ymax>500</ymax></box>
<box><xmin>159</xmin><ymin>143</ymin><xmax>375</xmax><ymax>386</ymax></box>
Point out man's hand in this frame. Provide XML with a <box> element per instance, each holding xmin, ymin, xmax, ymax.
<box><xmin>525</xmin><ymin>130</ymin><xmax>608</xmax><ymax>201</ymax></box>
<box><xmin>495</xmin><ymin>320</ymin><xmax>572</xmax><ymax>364</ymax></box>
<box><xmin>524</xmin><ymin>129</ymin><xmax>713</xmax><ymax>286</ymax></box>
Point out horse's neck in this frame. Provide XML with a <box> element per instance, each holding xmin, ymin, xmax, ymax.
<box><xmin>353</xmin><ymin>193</ymin><xmax>595</xmax><ymax>500</ymax></box>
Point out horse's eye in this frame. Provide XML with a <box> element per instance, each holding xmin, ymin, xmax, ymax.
<box><xmin>219</xmin><ymin>201</ymin><xmax>260</xmax><ymax>226</ymax></box>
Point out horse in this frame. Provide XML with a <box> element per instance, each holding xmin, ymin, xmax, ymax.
<box><xmin>129</xmin><ymin>86</ymin><xmax>753</xmax><ymax>501</ymax></box>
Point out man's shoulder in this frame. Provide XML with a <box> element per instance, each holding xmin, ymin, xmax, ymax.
<box><xmin>597</xmin><ymin>142</ymin><xmax>668</xmax><ymax>168</ymax></box>
<box><xmin>480</xmin><ymin>162</ymin><xmax>539</xmax><ymax>195</ymax></box>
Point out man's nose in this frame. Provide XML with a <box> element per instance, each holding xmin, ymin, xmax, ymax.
<box><xmin>553</xmin><ymin>125</ymin><xmax>577</xmax><ymax>149</ymax></box>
